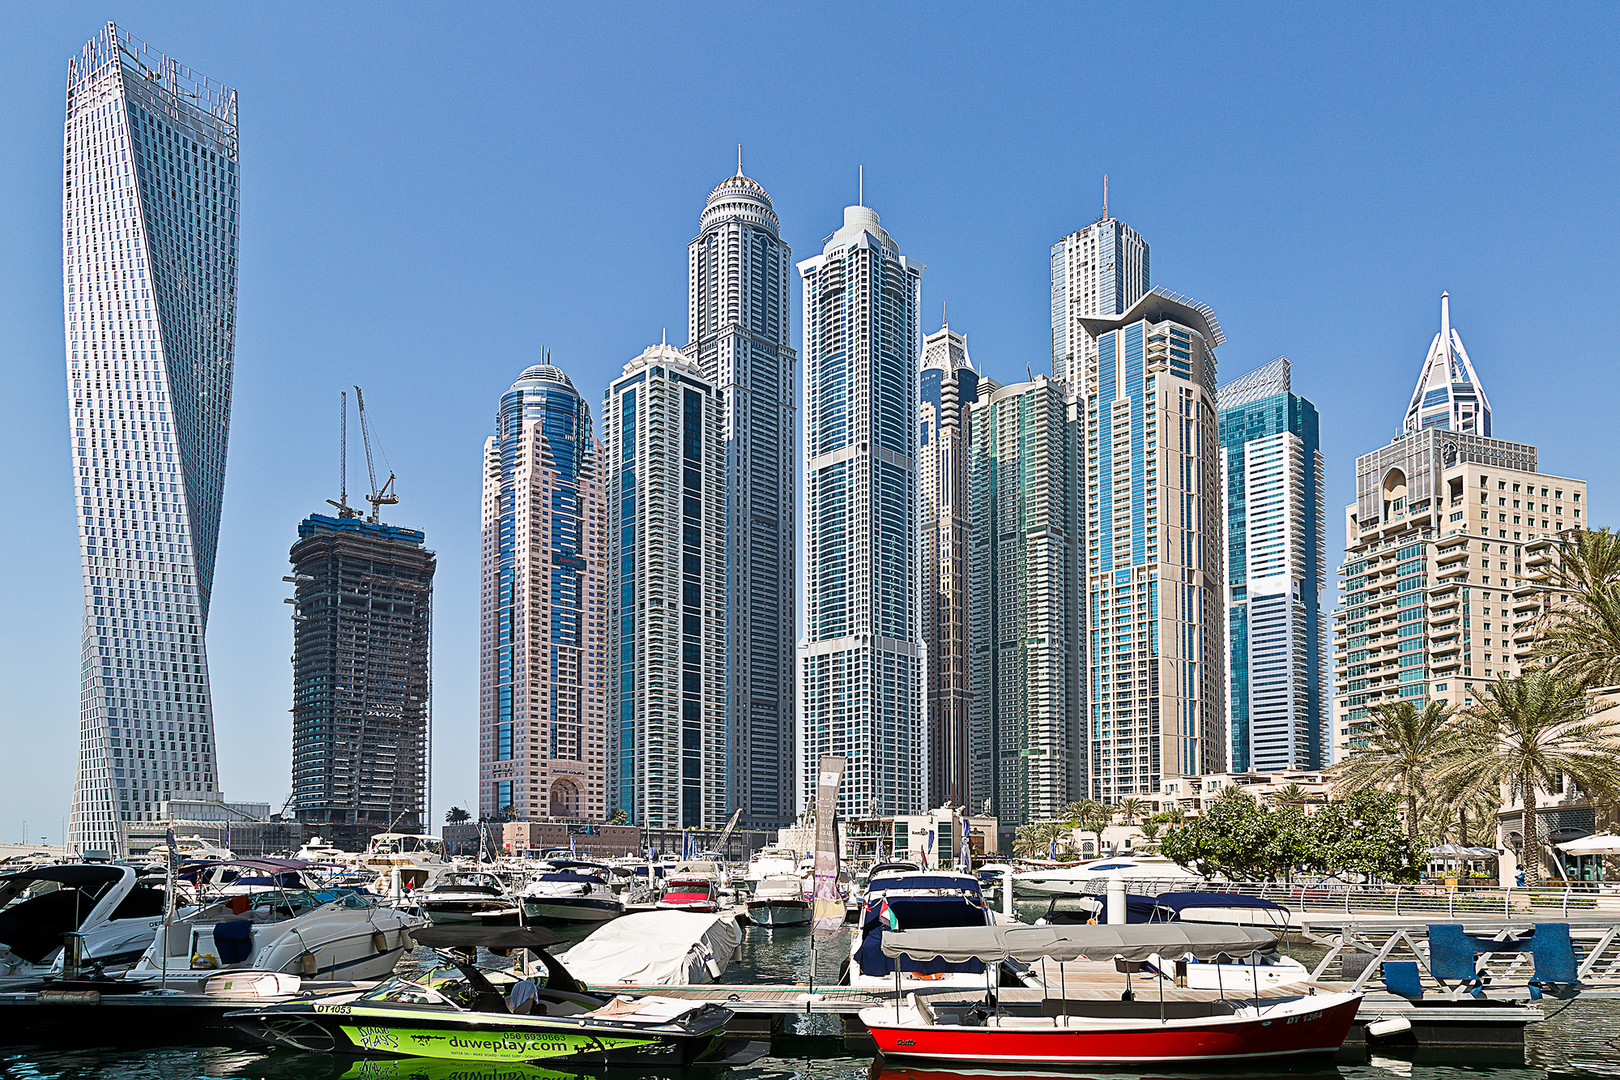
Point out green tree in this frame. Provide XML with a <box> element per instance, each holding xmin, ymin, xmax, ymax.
<box><xmin>1064</xmin><ymin>800</ymin><xmax>1111</xmax><ymax>856</ymax></box>
<box><xmin>1303</xmin><ymin>790</ymin><xmax>1424</xmax><ymax>883</ymax></box>
<box><xmin>1532</xmin><ymin>529</ymin><xmax>1620</xmax><ymax>688</ymax></box>
<box><xmin>1116</xmin><ymin>797</ymin><xmax>1148</xmax><ymax>825</ymax></box>
<box><xmin>1014</xmin><ymin>820</ymin><xmax>1069</xmax><ymax>858</ymax></box>
<box><xmin>607</xmin><ymin>808</ymin><xmax>629</xmax><ymax>825</ymax></box>
<box><xmin>1448</xmin><ymin>671</ymin><xmax>1620</xmax><ymax>880</ymax></box>
<box><xmin>1272</xmin><ymin>782</ymin><xmax>1314</xmax><ymax>807</ymax></box>
<box><xmin>444</xmin><ymin>806</ymin><xmax>471</xmax><ymax>824</ymax></box>
<box><xmin>499</xmin><ymin>804</ymin><xmax>519</xmax><ymax>823</ymax></box>
<box><xmin>1330</xmin><ymin>699</ymin><xmax>1461</xmax><ymax>840</ymax></box>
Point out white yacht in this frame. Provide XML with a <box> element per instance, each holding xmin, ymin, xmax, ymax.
<box><xmin>847</xmin><ymin>868</ymin><xmax>1038</xmax><ymax>993</ymax></box>
<box><xmin>740</xmin><ymin>847</ymin><xmax>800</xmax><ymax>891</ymax></box>
<box><xmin>0</xmin><ymin>863</ymin><xmax>178</xmax><ymax>982</ymax></box>
<box><xmin>1012</xmin><ymin>855</ymin><xmax>1200</xmax><ymax>897</ymax></box>
<box><xmin>125</xmin><ymin>875</ymin><xmax>419</xmax><ymax>990</ymax></box>
<box><xmin>361</xmin><ymin>832</ymin><xmax>447</xmax><ymax>901</ymax></box>
<box><xmin>520</xmin><ymin>862</ymin><xmax>624</xmax><ymax>923</ymax></box>
<box><xmin>415</xmin><ymin>869</ymin><xmax>522</xmax><ymax>925</ymax></box>
<box><xmin>744</xmin><ymin>874</ymin><xmax>810</xmax><ymax>927</ymax></box>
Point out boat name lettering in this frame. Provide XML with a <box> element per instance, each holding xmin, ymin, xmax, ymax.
<box><xmin>897</xmin><ymin>1040</ymin><xmax>916</xmax><ymax>1046</ymax></box>
<box><xmin>353</xmin><ymin>1026</ymin><xmax>400</xmax><ymax>1052</ymax></box>
<box><xmin>314</xmin><ymin>1003</ymin><xmax>351</xmax><ymax>1014</ymax></box>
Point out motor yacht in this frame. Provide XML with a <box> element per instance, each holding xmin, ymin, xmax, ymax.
<box><xmin>0</xmin><ymin>863</ymin><xmax>177</xmax><ymax>982</ymax></box>
<box><xmin>655</xmin><ymin>864</ymin><xmax>722</xmax><ymax>913</ymax></box>
<box><xmin>744</xmin><ymin>874</ymin><xmax>810</xmax><ymax>927</ymax></box>
<box><xmin>1013</xmin><ymin>855</ymin><xmax>1200</xmax><ymax>897</ymax></box>
<box><xmin>123</xmin><ymin>862</ymin><xmax>420</xmax><ymax>990</ymax></box>
<box><xmin>846</xmin><ymin>868</ymin><xmax>1037</xmax><ymax>993</ymax></box>
<box><xmin>740</xmin><ymin>846</ymin><xmax>799</xmax><ymax>891</ymax></box>
<box><xmin>519</xmin><ymin>862</ymin><xmax>624</xmax><ymax>923</ymax></box>
<box><xmin>415</xmin><ymin>870</ymin><xmax>522</xmax><ymax>926</ymax></box>
<box><xmin>362</xmin><ymin>833</ymin><xmax>448</xmax><ymax>902</ymax></box>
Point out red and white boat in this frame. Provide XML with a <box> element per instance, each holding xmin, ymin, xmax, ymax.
<box><xmin>655</xmin><ymin>861</ymin><xmax>724</xmax><ymax>913</ymax></box>
<box><xmin>858</xmin><ymin>923</ymin><xmax>1362</xmax><ymax>1065</ymax></box>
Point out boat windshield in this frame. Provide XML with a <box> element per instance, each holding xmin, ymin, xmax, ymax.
<box><xmin>361</xmin><ymin>968</ymin><xmax>473</xmax><ymax>1010</ymax></box>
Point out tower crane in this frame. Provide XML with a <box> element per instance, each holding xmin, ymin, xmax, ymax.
<box><xmin>353</xmin><ymin>385</ymin><xmax>398</xmax><ymax>523</ymax></box>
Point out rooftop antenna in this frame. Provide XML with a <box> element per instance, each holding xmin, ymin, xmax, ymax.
<box><xmin>326</xmin><ymin>390</ymin><xmax>359</xmax><ymax>519</ymax></box>
<box><xmin>942</xmin><ymin>301</ymin><xmax>948</xmax><ymax>329</ymax></box>
<box><xmin>737</xmin><ymin>143</ymin><xmax>743</xmax><ymax>177</ymax></box>
<box><xmin>859</xmin><ymin>165</ymin><xmax>864</xmax><ymax>206</ymax></box>
<box><xmin>1103</xmin><ymin>174</ymin><xmax>1109</xmax><ymax>219</ymax></box>
<box><xmin>661</xmin><ymin>326</ymin><xmax>667</xmax><ymax>347</ymax></box>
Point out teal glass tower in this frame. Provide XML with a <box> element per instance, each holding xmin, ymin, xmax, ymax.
<box><xmin>65</xmin><ymin>25</ymin><xmax>239</xmax><ymax>854</ymax></box>
<box><xmin>1217</xmin><ymin>357</ymin><xmax>1327</xmax><ymax>772</ymax></box>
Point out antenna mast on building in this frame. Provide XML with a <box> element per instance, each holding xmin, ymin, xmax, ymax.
<box><xmin>353</xmin><ymin>385</ymin><xmax>398</xmax><ymax>523</ymax></box>
<box><xmin>326</xmin><ymin>390</ymin><xmax>361</xmax><ymax>519</ymax></box>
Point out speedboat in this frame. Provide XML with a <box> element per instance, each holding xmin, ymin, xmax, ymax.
<box><xmin>416</xmin><ymin>870</ymin><xmax>522</xmax><ymax>926</ymax></box>
<box><xmin>847</xmin><ymin>868</ymin><xmax>1037</xmax><ymax>993</ymax></box>
<box><xmin>0</xmin><ymin>863</ymin><xmax>178</xmax><ymax>981</ymax></box>
<box><xmin>655</xmin><ymin>862</ymin><xmax>724</xmax><ymax>913</ymax></box>
<box><xmin>858</xmin><ymin>923</ymin><xmax>1362</xmax><ymax>1065</ymax></box>
<box><xmin>230</xmin><ymin>924</ymin><xmax>746</xmax><ymax>1066</ymax></box>
<box><xmin>745</xmin><ymin>874</ymin><xmax>810</xmax><ymax>927</ymax></box>
<box><xmin>122</xmin><ymin>869</ymin><xmax>420</xmax><ymax>989</ymax></box>
<box><xmin>520</xmin><ymin>862</ymin><xmax>624</xmax><ymax>924</ymax></box>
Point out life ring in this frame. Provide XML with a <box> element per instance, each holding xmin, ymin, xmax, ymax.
<box><xmin>911</xmin><ymin>971</ymin><xmax>948</xmax><ymax>981</ymax></box>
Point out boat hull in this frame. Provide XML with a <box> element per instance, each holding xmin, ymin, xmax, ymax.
<box><xmin>861</xmin><ymin>993</ymin><xmax>1362</xmax><ymax>1065</ymax></box>
<box><xmin>746</xmin><ymin>900</ymin><xmax>811</xmax><ymax>927</ymax></box>
<box><xmin>233</xmin><ymin>1002</ymin><xmax>729</xmax><ymax>1065</ymax></box>
<box><xmin>522</xmin><ymin>897</ymin><xmax>623</xmax><ymax>924</ymax></box>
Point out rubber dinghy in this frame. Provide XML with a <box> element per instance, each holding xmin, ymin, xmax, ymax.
<box><xmin>229</xmin><ymin>925</ymin><xmax>744</xmax><ymax>1066</ymax></box>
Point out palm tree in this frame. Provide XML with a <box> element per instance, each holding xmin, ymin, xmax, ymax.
<box><xmin>1116</xmin><ymin>797</ymin><xmax>1148</xmax><ymax>825</ymax></box>
<box><xmin>1449</xmin><ymin>671</ymin><xmax>1620</xmax><ymax>881</ymax></box>
<box><xmin>1330</xmin><ymin>699</ymin><xmax>1462</xmax><ymax>841</ymax></box>
<box><xmin>1272</xmin><ymin>782</ymin><xmax>1314</xmax><ymax>807</ymax></box>
<box><xmin>444</xmin><ymin>806</ymin><xmax>471</xmax><ymax>824</ymax></box>
<box><xmin>1531</xmin><ymin>528</ymin><xmax>1620</xmax><ymax>689</ymax></box>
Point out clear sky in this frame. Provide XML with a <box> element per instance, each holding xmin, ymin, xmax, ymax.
<box><xmin>3</xmin><ymin>3</ymin><xmax>1618</xmax><ymax>845</ymax></box>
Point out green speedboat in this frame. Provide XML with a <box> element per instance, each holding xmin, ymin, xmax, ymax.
<box><xmin>229</xmin><ymin>926</ymin><xmax>738</xmax><ymax>1067</ymax></box>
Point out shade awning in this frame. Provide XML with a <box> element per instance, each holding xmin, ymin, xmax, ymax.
<box><xmin>1557</xmin><ymin>833</ymin><xmax>1620</xmax><ymax>855</ymax></box>
<box><xmin>879</xmin><ymin>922</ymin><xmax>1277</xmax><ymax>964</ymax></box>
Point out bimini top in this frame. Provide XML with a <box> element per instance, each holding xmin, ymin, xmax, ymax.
<box><xmin>880</xmin><ymin>922</ymin><xmax>1277</xmax><ymax>964</ymax></box>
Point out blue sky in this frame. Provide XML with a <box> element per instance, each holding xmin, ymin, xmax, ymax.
<box><xmin>3</xmin><ymin>4</ymin><xmax>1618</xmax><ymax>844</ymax></box>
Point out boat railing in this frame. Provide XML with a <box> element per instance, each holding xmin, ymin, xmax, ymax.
<box><xmin>1134</xmin><ymin>878</ymin><xmax>1620</xmax><ymax>920</ymax></box>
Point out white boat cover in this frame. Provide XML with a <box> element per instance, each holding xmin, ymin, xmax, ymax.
<box><xmin>560</xmin><ymin>910</ymin><xmax>742</xmax><ymax>985</ymax></box>
<box><xmin>880</xmin><ymin>922</ymin><xmax>1276</xmax><ymax>963</ymax></box>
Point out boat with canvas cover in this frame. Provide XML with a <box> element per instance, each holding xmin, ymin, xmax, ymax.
<box><xmin>229</xmin><ymin>925</ymin><xmax>743</xmax><ymax>1066</ymax></box>
<box><xmin>858</xmin><ymin>923</ymin><xmax>1361</xmax><ymax>1065</ymax></box>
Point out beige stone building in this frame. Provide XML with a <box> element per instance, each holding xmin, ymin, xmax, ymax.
<box><xmin>1332</xmin><ymin>295</ymin><xmax>1587</xmax><ymax>755</ymax></box>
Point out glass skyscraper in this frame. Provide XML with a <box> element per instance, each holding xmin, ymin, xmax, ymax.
<box><xmin>480</xmin><ymin>363</ymin><xmax>607</xmax><ymax>822</ymax></box>
<box><xmin>1051</xmin><ymin>215</ymin><xmax>1149</xmax><ymax>389</ymax></box>
<box><xmin>686</xmin><ymin>168</ymin><xmax>796</xmax><ymax>829</ymax></box>
<box><xmin>64</xmin><ymin>25</ymin><xmax>239</xmax><ymax>854</ymax></box>
<box><xmin>798</xmin><ymin>204</ymin><xmax>925</xmax><ymax>817</ymax></box>
<box><xmin>603</xmin><ymin>345</ymin><xmax>728</xmax><ymax>829</ymax></box>
<box><xmin>1217</xmin><ymin>357</ymin><xmax>1327</xmax><ymax>773</ymax></box>
<box><xmin>1078</xmin><ymin>290</ymin><xmax>1226</xmax><ymax>801</ymax></box>
<box><xmin>919</xmin><ymin>322</ymin><xmax>985</xmax><ymax>810</ymax></box>
<box><xmin>967</xmin><ymin>375</ymin><xmax>1082</xmax><ymax>825</ymax></box>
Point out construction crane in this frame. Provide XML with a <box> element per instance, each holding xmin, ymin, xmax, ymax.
<box><xmin>353</xmin><ymin>385</ymin><xmax>398</xmax><ymax>523</ymax></box>
<box><xmin>326</xmin><ymin>390</ymin><xmax>361</xmax><ymax>519</ymax></box>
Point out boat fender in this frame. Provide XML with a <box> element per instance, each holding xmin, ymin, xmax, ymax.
<box><xmin>372</xmin><ymin>931</ymin><xmax>388</xmax><ymax>953</ymax></box>
<box><xmin>1367</xmin><ymin>1016</ymin><xmax>1413</xmax><ymax>1039</ymax></box>
<box><xmin>37</xmin><ymin>990</ymin><xmax>100</xmax><ymax>1005</ymax></box>
<box><xmin>298</xmin><ymin>952</ymin><xmax>319</xmax><ymax>976</ymax></box>
<box><xmin>190</xmin><ymin>952</ymin><xmax>218</xmax><ymax>970</ymax></box>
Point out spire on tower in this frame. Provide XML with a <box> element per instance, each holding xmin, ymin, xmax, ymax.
<box><xmin>1402</xmin><ymin>291</ymin><xmax>1493</xmax><ymax>438</ymax></box>
<box><xmin>1103</xmin><ymin>173</ymin><xmax>1109</xmax><ymax>219</ymax></box>
<box><xmin>737</xmin><ymin>143</ymin><xmax>743</xmax><ymax>177</ymax></box>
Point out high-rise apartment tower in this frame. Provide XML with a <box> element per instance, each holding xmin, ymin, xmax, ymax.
<box><xmin>289</xmin><ymin>513</ymin><xmax>435</xmax><ymax>847</ymax></box>
<box><xmin>1333</xmin><ymin>295</ymin><xmax>1586</xmax><ymax>755</ymax></box>
<box><xmin>798</xmin><ymin>204</ymin><xmax>925</xmax><ymax>817</ymax></box>
<box><xmin>480</xmin><ymin>364</ymin><xmax>608</xmax><ymax>821</ymax></box>
<box><xmin>967</xmin><ymin>375</ymin><xmax>1082</xmax><ymax>825</ymax></box>
<box><xmin>686</xmin><ymin>167</ymin><xmax>796</xmax><ymax>829</ymax></box>
<box><xmin>1051</xmin><ymin>212</ymin><xmax>1149</xmax><ymax>389</ymax></box>
<box><xmin>1077</xmin><ymin>290</ymin><xmax>1226</xmax><ymax>801</ymax></box>
<box><xmin>64</xmin><ymin>25</ymin><xmax>239</xmax><ymax>854</ymax></box>
<box><xmin>1218</xmin><ymin>357</ymin><xmax>1327</xmax><ymax>772</ymax></box>
<box><xmin>603</xmin><ymin>345</ymin><xmax>728</xmax><ymax>828</ymax></box>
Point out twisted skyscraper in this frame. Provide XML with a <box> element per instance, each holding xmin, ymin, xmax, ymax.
<box><xmin>64</xmin><ymin>25</ymin><xmax>239</xmax><ymax>854</ymax></box>
<box><xmin>686</xmin><ymin>166</ymin><xmax>796</xmax><ymax>829</ymax></box>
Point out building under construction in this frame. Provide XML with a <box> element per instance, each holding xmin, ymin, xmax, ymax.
<box><xmin>288</xmin><ymin>513</ymin><xmax>435</xmax><ymax>848</ymax></box>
